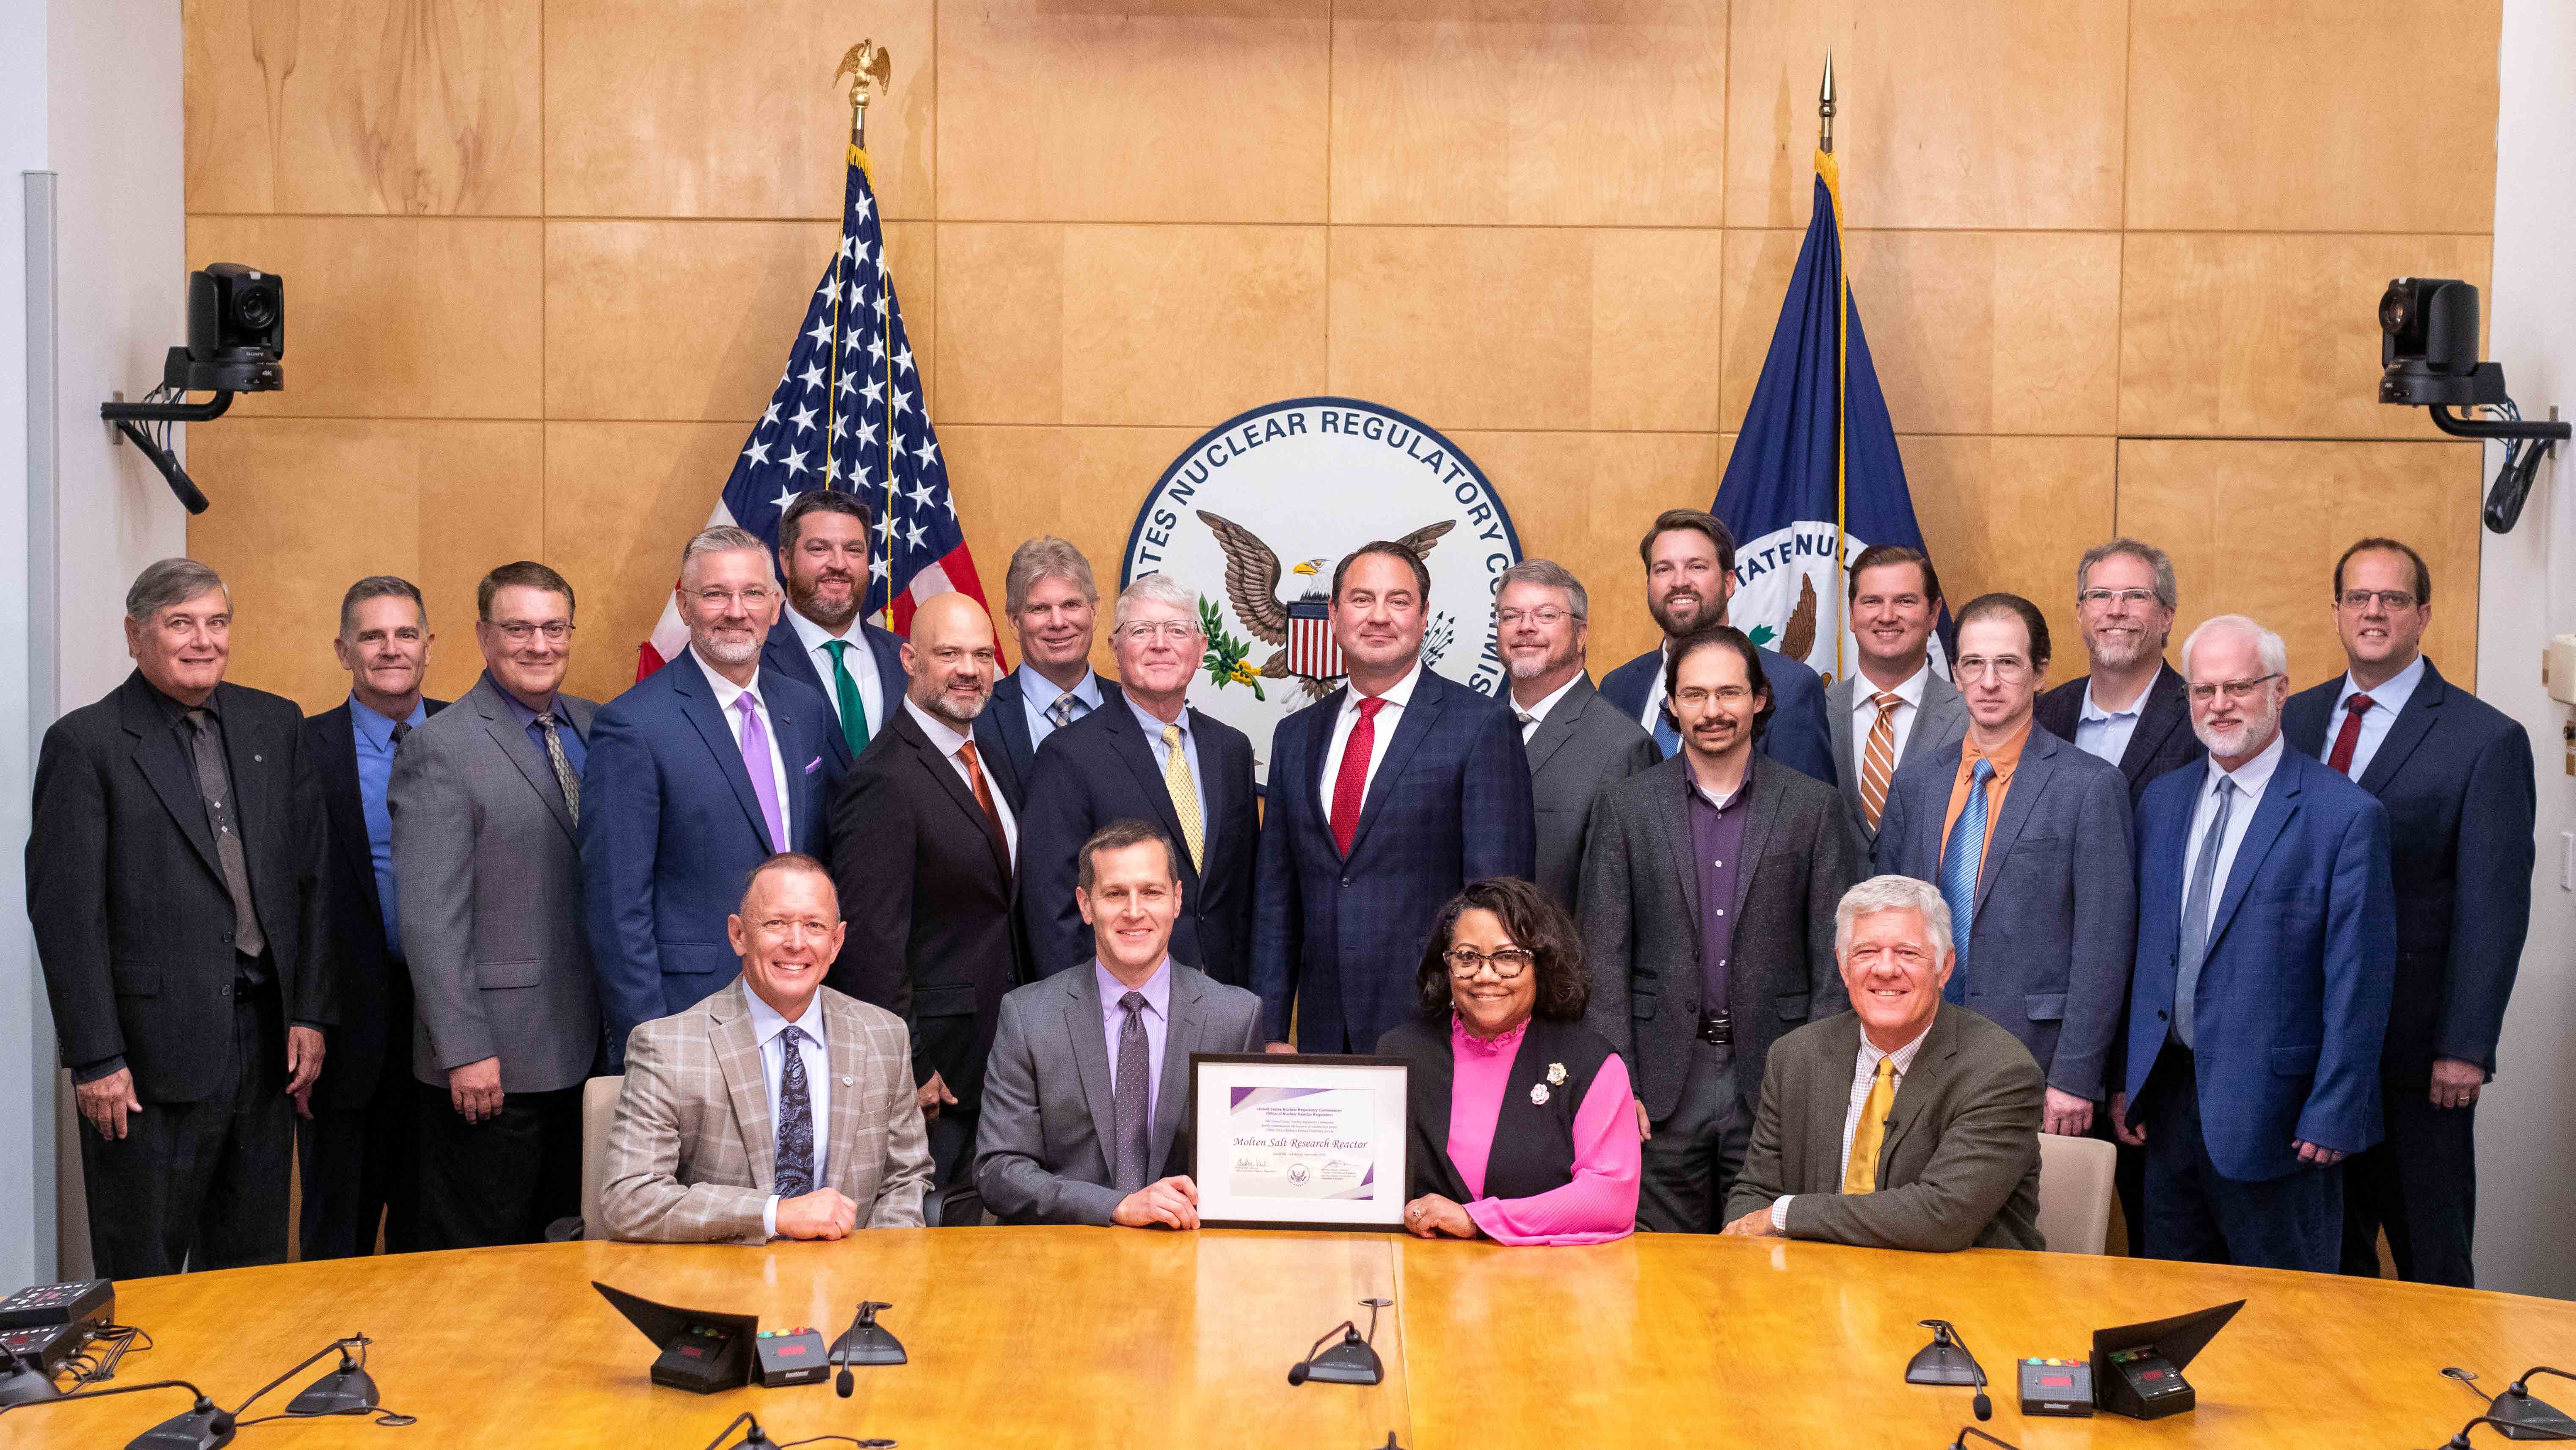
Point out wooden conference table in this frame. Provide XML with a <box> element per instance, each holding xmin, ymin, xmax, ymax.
<box><xmin>6</xmin><ymin>1229</ymin><xmax>2570</xmax><ymax>1449</ymax></box>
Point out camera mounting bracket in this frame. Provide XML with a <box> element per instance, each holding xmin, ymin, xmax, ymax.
<box><xmin>2427</xmin><ymin>403</ymin><xmax>2566</xmax><ymax>534</ymax></box>
<box><xmin>99</xmin><ymin>383</ymin><xmax>231</xmax><ymax>515</ymax></box>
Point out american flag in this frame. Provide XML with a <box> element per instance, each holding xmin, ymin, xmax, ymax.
<box><xmin>638</xmin><ymin>146</ymin><xmax>991</xmax><ymax>677</ymax></box>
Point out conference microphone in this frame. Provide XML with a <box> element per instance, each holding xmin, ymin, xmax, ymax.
<box><xmin>1948</xmin><ymin>1428</ymin><xmax>2021</xmax><ymax>1450</ymax></box>
<box><xmin>2424</xmin><ymin>1414</ymin><xmax>2576</xmax><ymax>1449</ymax></box>
<box><xmin>699</xmin><ymin>1411</ymin><xmax>779</xmax><ymax>1450</ymax></box>
<box><xmin>2442</xmin><ymin>1363</ymin><xmax>2576</xmax><ymax>1441</ymax></box>
<box><xmin>1288</xmin><ymin>1298</ymin><xmax>1392</xmax><ymax>1387</ymax></box>
<box><xmin>0</xmin><ymin>1376</ymin><xmax>233</xmax><ymax>1449</ymax></box>
<box><xmin>1906</xmin><ymin>1319</ymin><xmax>1991</xmax><ymax>1421</ymax></box>
<box><xmin>829</xmin><ymin>1301</ymin><xmax>906</xmax><ymax>1397</ymax></box>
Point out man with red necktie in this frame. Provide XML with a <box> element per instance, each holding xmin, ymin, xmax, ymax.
<box><xmin>2284</xmin><ymin>537</ymin><xmax>2535</xmax><ymax>1287</ymax></box>
<box><xmin>1250</xmin><ymin>541</ymin><xmax>1536</xmax><ymax>1055</ymax></box>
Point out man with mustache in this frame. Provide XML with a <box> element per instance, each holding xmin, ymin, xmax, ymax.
<box><xmin>2117</xmin><ymin>615</ymin><xmax>2396</xmax><ymax>1272</ymax></box>
<box><xmin>1579</xmin><ymin>626</ymin><xmax>1862</xmax><ymax>1231</ymax></box>
<box><xmin>2035</xmin><ymin>538</ymin><xmax>2206</xmax><ymax>805</ymax></box>
<box><xmin>2282</xmin><ymin>538</ymin><xmax>2534</xmax><ymax>1288</ymax></box>
<box><xmin>761</xmin><ymin>491</ymin><xmax>910</xmax><ymax>769</ymax></box>
<box><xmin>1600</xmin><ymin>510</ymin><xmax>1836</xmax><ymax>786</ymax></box>
<box><xmin>976</xmin><ymin>537</ymin><xmax>1122</xmax><ymax>812</ymax></box>
<box><xmin>583</xmin><ymin>527</ymin><xmax>846</xmax><ymax>1066</ymax></box>
<box><xmin>830</xmin><ymin>591</ymin><xmax>1029</xmax><ymax>1194</ymax></box>
<box><xmin>1496</xmin><ymin>559</ymin><xmax>1658</xmax><ymax>913</ymax></box>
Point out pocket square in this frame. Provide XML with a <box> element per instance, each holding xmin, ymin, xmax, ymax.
<box><xmin>805</xmin><ymin>755</ymin><xmax>823</xmax><ymax>774</ymax></box>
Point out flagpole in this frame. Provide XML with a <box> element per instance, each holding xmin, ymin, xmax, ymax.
<box><xmin>834</xmin><ymin>41</ymin><xmax>898</xmax><ymax>630</ymax></box>
<box><xmin>1819</xmin><ymin>54</ymin><xmax>1848</xmax><ymax>682</ymax></box>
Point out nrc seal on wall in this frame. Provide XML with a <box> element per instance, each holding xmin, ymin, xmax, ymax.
<box><xmin>1121</xmin><ymin>397</ymin><xmax>1521</xmax><ymax>777</ymax></box>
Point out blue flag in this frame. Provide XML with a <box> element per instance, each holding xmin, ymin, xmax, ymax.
<box><xmin>1714</xmin><ymin>151</ymin><xmax>1945</xmax><ymax>685</ymax></box>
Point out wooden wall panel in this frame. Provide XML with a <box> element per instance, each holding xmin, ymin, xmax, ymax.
<box><xmin>1725</xmin><ymin>0</ymin><xmax>2127</xmax><ymax>229</ymax></box>
<box><xmin>542</xmin><ymin>0</ymin><xmax>936</xmax><ymax>221</ymax></box>
<box><xmin>185</xmin><ymin>217</ymin><xmax>544</xmax><ymax>419</ymax></box>
<box><xmin>1721</xmin><ymin>229</ymin><xmax>2123</xmax><ymax>436</ymax></box>
<box><xmin>2125</xmin><ymin>0</ymin><xmax>2501</xmax><ymax>232</ymax></box>
<box><xmin>936</xmin><ymin>0</ymin><xmax>1330</xmax><ymax>223</ymax></box>
<box><xmin>184</xmin><ymin>0</ymin><xmax>543</xmax><ymax>217</ymax></box>
<box><xmin>186</xmin><ymin>420</ymin><xmax>545</xmax><ymax>711</ymax></box>
<box><xmin>2115</xmin><ymin>439</ymin><xmax>2484</xmax><ymax>690</ymax></box>
<box><xmin>1329</xmin><ymin>0</ymin><xmax>1728</xmax><ymax>227</ymax></box>
<box><xmin>2120</xmin><ymin>232</ymin><xmax>2496</xmax><ymax>440</ymax></box>
<box><xmin>1901</xmin><ymin>436</ymin><xmax>2118</xmax><ymax>677</ymax></box>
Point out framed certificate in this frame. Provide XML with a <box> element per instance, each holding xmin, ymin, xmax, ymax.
<box><xmin>1189</xmin><ymin>1053</ymin><xmax>1410</xmax><ymax>1230</ymax></box>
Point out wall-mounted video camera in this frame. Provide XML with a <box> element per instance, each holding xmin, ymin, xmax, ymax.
<box><xmin>2376</xmin><ymin>277</ymin><xmax>2565</xmax><ymax>533</ymax></box>
<box><xmin>100</xmin><ymin>262</ymin><xmax>287</xmax><ymax>515</ymax></box>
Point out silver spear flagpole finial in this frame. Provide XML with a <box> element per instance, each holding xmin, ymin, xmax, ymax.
<box><xmin>1819</xmin><ymin>51</ymin><xmax>1836</xmax><ymax>154</ymax></box>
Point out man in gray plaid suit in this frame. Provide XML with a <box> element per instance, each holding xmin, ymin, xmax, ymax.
<box><xmin>601</xmin><ymin>853</ymin><xmax>931</xmax><ymax>1241</ymax></box>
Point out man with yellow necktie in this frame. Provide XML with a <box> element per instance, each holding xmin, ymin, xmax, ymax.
<box><xmin>1016</xmin><ymin>574</ymin><xmax>1262</xmax><ymax>987</ymax></box>
<box><xmin>1721</xmin><ymin>874</ymin><xmax>2046</xmax><ymax>1252</ymax></box>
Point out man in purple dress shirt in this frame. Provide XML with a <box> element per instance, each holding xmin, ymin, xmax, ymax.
<box><xmin>973</xmin><ymin>820</ymin><xmax>1264</xmax><ymax>1227</ymax></box>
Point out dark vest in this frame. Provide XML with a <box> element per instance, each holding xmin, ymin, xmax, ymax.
<box><xmin>1376</xmin><ymin>1015</ymin><xmax>1616</xmax><ymax>1203</ymax></box>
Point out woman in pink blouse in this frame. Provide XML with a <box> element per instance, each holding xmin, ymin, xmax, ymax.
<box><xmin>1374</xmin><ymin>877</ymin><xmax>1641</xmax><ymax>1245</ymax></box>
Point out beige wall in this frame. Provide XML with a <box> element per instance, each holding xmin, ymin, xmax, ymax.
<box><xmin>180</xmin><ymin>0</ymin><xmax>2497</xmax><ymax>710</ymax></box>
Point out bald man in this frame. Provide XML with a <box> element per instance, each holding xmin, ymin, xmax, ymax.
<box><xmin>828</xmin><ymin>593</ymin><xmax>1028</xmax><ymax>1191</ymax></box>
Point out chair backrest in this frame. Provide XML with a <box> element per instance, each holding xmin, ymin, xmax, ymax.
<box><xmin>2034</xmin><ymin>1132</ymin><xmax>2116</xmax><ymax>1255</ymax></box>
<box><xmin>581</xmin><ymin>1075</ymin><xmax>626</xmax><ymax>1239</ymax></box>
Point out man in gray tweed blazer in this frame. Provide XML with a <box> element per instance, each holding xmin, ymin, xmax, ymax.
<box><xmin>1497</xmin><ymin>561</ymin><xmax>1660</xmax><ymax>913</ymax></box>
<box><xmin>602</xmin><ymin>854</ymin><xmax>930</xmax><ymax>1242</ymax></box>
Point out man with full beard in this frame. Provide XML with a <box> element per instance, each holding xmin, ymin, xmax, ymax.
<box><xmin>761</xmin><ymin>490</ymin><xmax>910</xmax><ymax>769</ymax></box>
<box><xmin>830</xmin><ymin>591</ymin><xmax>1028</xmax><ymax>1192</ymax></box>
<box><xmin>1495</xmin><ymin>559</ymin><xmax>1657</xmax><ymax>912</ymax></box>
<box><xmin>1598</xmin><ymin>510</ymin><xmax>1836</xmax><ymax>786</ymax></box>
<box><xmin>584</xmin><ymin>527</ymin><xmax>846</xmax><ymax>1064</ymax></box>
<box><xmin>2115</xmin><ymin>615</ymin><xmax>2395</xmax><ymax>1272</ymax></box>
<box><xmin>2034</xmin><ymin>538</ymin><xmax>2205</xmax><ymax>804</ymax></box>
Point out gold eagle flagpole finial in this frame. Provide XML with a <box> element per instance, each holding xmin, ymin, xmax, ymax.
<box><xmin>836</xmin><ymin>40</ymin><xmax>894</xmax><ymax>157</ymax></box>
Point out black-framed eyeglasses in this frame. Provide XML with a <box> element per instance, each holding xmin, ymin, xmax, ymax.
<box><xmin>1444</xmin><ymin>946</ymin><xmax>1533</xmax><ymax>980</ymax></box>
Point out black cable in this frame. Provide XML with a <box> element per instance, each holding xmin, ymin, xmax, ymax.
<box><xmin>230</xmin><ymin>1335</ymin><xmax>368</xmax><ymax>1415</ymax></box>
<box><xmin>775</xmin><ymin>1437</ymin><xmax>896</xmax><ymax>1448</ymax></box>
<box><xmin>2443</xmin><ymin>1413</ymin><xmax>2576</xmax><ymax>1446</ymax></box>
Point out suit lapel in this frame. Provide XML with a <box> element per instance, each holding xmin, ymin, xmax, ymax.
<box><xmin>2202</xmin><ymin>759</ymin><xmax>2303</xmax><ymax>957</ymax></box>
<box><xmin>903</xmin><ymin>713</ymin><xmax>1009</xmax><ymax>879</ymax></box>
<box><xmin>1190</xmin><ymin>708</ymin><xmax>1227</xmax><ymax>865</ymax></box>
<box><xmin>1875</xmin><ymin>1007</ymin><xmax>1958</xmax><ymax>1174</ymax></box>
<box><xmin>1725</xmin><ymin>759</ymin><xmax>1780</xmax><ymax>928</ymax></box>
<box><xmin>1108</xmin><ymin>705</ymin><xmax>1199</xmax><ymax>881</ymax></box>
<box><xmin>1348</xmin><ymin>676</ymin><xmax>1445</xmax><ymax>859</ymax></box>
<box><xmin>1151</xmin><ymin>969</ymin><xmax>1203</xmax><ymax>1169</ymax></box>
<box><xmin>706</xmin><ymin>984</ymin><xmax>778</xmax><ymax>1192</ymax></box>
<box><xmin>1522</xmin><ymin>676</ymin><xmax>1594</xmax><ymax>776</ymax></box>
<box><xmin>1805</xmin><ymin>1015</ymin><xmax>1858</xmax><ymax>1188</ymax></box>
<box><xmin>1826</xmin><ymin>677</ymin><xmax>1856</xmax><ymax>787</ymax></box>
<box><xmin>1307</xmin><ymin>688</ymin><xmax>1348</xmax><ymax>855</ymax></box>
<box><xmin>474</xmin><ymin>681</ymin><xmax>579</xmax><ymax>841</ymax></box>
<box><xmin>120</xmin><ymin>676</ymin><xmax>225</xmax><ymax>881</ymax></box>
<box><xmin>822</xmin><ymin>995</ymin><xmax>866</xmax><ymax>1195</ymax></box>
<box><xmin>1906</xmin><ymin>675</ymin><xmax>1965</xmax><ymax>766</ymax></box>
<box><xmin>1062</xmin><ymin>968</ymin><xmax>1122</xmax><ymax>1167</ymax></box>
<box><xmin>671</xmin><ymin>656</ymin><xmax>777</xmax><ymax>852</ymax></box>
<box><xmin>1973</xmin><ymin>734</ymin><xmax>2054</xmax><ymax>918</ymax></box>
<box><xmin>216</xmin><ymin>685</ymin><xmax>272</xmax><ymax>888</ymax></box>
<box><xmin>1654</xmin><ymin>764</ymin><xmax>1703</xmax><ymax>937</ymax></box>
<box><xmin>318</xmin><ymin>707</ymin><xmax>379</xmax><ymax>918</ymax></box>
<box><xmin>765</xmin><ymin>620</ymin><xmax>852</xmax><ymax>771</ymax></box>
<box><xmin>2121</xmin><ymin>665</ymin><xmax>2189</xmax><ymax>782</ymax></box>
<box><xmin>2355</xmin><ymin>663</ymin><xmax>2443</xmax><ymax>796</ymax></box>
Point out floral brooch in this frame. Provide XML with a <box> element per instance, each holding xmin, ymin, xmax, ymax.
<box><xmin>1529</xmin><ymin>1083</ymin><xmax>1550</xmax><ymax>1105</ymax></box>
<box><xmin>1546</xmin><ymin>1062</ymin><xmax>1568</xmax><ymax>1086</ymax></box>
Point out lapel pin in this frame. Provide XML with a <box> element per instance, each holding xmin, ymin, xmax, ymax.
<box><xmin>1528</xmin><ymin>1083</ymin><xmax>1550</xmax><ymax>1106</ymax></box>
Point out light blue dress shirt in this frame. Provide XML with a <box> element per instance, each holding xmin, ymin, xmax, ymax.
<box><xmin>2320</xmin><ymin>654</ymin><xmax>2426</xmax><ymax>780</ymax></box>
<box><xmin>2073</xmin><ymin>675</ymin><xmax>2151</xmax><ymax>768</ymax></box>
<box><xmin>1018</xmin><ymin>664</ymin><xmax>1105</xmax><ymax>753</ymax></box>
<box><xmin>1129</xmin><ymin>698</ymin><xmax>1208</xmax><ymax>842</ymax></box>
<box><xmin>349</xmin><ymin>693</ymin><xmax>429</xmax><ymax>954</ymax></box>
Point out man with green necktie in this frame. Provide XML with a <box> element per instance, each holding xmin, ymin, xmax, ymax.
<box><xmin>764</xmin><ymin>490</ymin><xmax>911</xmax><ymax>769</ymax></box>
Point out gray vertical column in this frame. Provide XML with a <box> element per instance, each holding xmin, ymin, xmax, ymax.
<box><xmin>13</xmin><ymin>168</ymin><xmax>63</xmax><ymax>1283</ymax></box>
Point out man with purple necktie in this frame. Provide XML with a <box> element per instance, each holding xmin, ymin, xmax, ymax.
<box><xmin>583</xmin><ymin>527</ymin><xmax>848</xmax><ymax>1068</ymax></box>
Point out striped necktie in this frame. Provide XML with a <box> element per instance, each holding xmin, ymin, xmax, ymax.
<box><xmin>1859</xmin><ymin>691</ymin><xmax>1903</xmax><ymax>831</ymax></box>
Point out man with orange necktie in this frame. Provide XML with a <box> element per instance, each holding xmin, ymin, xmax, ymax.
<box><xmin>1825</xmin><ymin>545</ymin><xmax>1966</xmax><ymax>843</ymax></box>
<box><xmin>1250</xmin><ymin>541</ymin><xmax>1535</xmax><ymax>1054</ymax></box>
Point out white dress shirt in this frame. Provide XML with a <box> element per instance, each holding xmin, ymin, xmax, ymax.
<box><xmin>696</xmin><ymin>650</ymin><xmax>792</xmax><ymax>850</ymax></box>
<box><xmin>1018</xmin><ymin>664</ymin><xmax>1106</xmax><ymax>754</ymax></box>
<box><xmin>1634</xmin><ymin>642</ymin><xmax>1672</xmax><ymax>735</ymax></box>
<box><xmin>2072</xmin><ymin>667</ymin><xmax>2161</xmax><ymax>768</ymax></box>
<box><xmin>1512</xmin><ymin>672</ymin><xmax>1585</xmax><ymax>744</ymax></box>
<box><xmin>1320</xmin><ymin>660</ymin><xmax>1424</xmax><ymax>830</ymax></box>
<box><xmin>2180</xmin><ymin>730</ymin><xmax>2288</xmax><ymax>937</ymax></box>
<box><xmin>1771</xmin><ymin>1016</ymin><xmax>1936</xmax><ymax>1230</ymax></box>
<box><xmin>785</xmin><ymin>606</ymin><xmax>886</xmax><ymax>740</ymax></box>
<box><xmin>1848</xmin><ymin>660</ymin><xmax>1933</xmax><ymax>764</ymax></box>
<box><xmin>905</xmin><ymin>697</ymin><xmax>1020</xmax><ymax>858</ymax></box>
<box><xmin>2319</xmin><ymin>653</ymin><xmax>2425</xmax><ymax>780</ymax></box>
<box><xmin>746</xmin><ymin>987</ymin><xmax>832</xmax><ymax>1238</ymax></box>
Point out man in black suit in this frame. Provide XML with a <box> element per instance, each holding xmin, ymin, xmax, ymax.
<box><xmin>298</xmin><ymin>576</ymin><xmax>447</xmax><ymax>1259</ymax></box>
<box><xmin>830</xmin><ymin>590</ymin><xmax>1028</xmax><ymax>1188</ymax></box>
<box><xmin>29</xmin><ymin>559</ymin><xmax>332</xmax><ymax>1276</ymax></box>
<box><xmin>976</xmin><ymin>537</ymin><xmax>1121</xmax><ymax>810</ymax></box>
<box><xmin>761</xmin><ymin>489</ymin><xmax>908</xmax><ymax>770</ymax></box>
<box><xmin>2286</xmin><ymin>538</ymin><xmax>2535</xmax><ymax>1288</ymax></box>
<box><xmin>1018</xmin><ymin>574</ymin><xmax>1259</xmax><ymax>984</ymax></box>
<box><xmin>2033</xmin><ymin>538</ymin><xmax>2204</xmax><ymax>801</ymax></box>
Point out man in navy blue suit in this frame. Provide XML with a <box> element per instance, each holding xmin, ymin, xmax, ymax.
<box><xmin>2284</xmin><ymin>538</ymin><xmax>2534</xmax><ymax>1287</ymax></box>
<box><xmin>976</xmin><ymin>537</ymin><xmax>1122</xmax><ymax>811</ymax></box>
<box><xmin>1598</xmin><ymin>509</ymin><xmax>1835</xmax><ymax>786</ymax></box>
<box><xmin>761</xmin><ymin>490</ymin><xmax>908</xmax><ymax>770</ymax></box>
<box><xmin>583</xmin><ymin>527</ymin><xmax>845</xmax><ymax>1065</ymax></box>
<box><xmin>1252</xmin><ymin>541</ymin><xmax>1536</xmax><ymax>1053</ymax></box>
<box><xmin>2115</xmin><ymin>614</ymin><xmax>2396</xmax><ymax>1272</ymax></box>
<box><xmin>1018</xmin><ymin>573</ymin><xmax>1259</xmax><ymax>985</ymax></box>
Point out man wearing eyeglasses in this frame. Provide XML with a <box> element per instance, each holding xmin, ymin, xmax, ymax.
<box><xmin>392</xmin><ymin>561</ymin><xmax>605</xmax><ymax>1248</ymax></box>
<box><xmin>2117</xmin><ymin>614</ymin><xmax>2395</xmax><ymax>1273</ymax></box>
<box><xmin>2034</xmin><ymin>539</ymin><xmax>2206</xmax><ymax>805</ymax></box>
<box><xmin>2282</xmin><ymin>539</ymin><xmax>2533</xmax><ymax>1288</ymax></box>
<box><xmin>582</xmin><ymin>527</ymin><xmax>846</xmax><ymax>1069</ymax></box>
<box><xmin>1018</xmin><ymin>574</ymin><xmax>1260</xmax><ymax>984</ymax></box>
<box><xmin>1496</xmin><ymin>560</ymin><xmax>1658</xmax><ymax>912</ymax></box>
<box><xmin>1578</xmin><ymin>626</ymin><xmax>1862</xmax><ymax>1232</ymax></box>
<box><xmin>1873</xmin><ymin>594</ymin><xmax>2134</xmax><ymax>1140</ymax></box>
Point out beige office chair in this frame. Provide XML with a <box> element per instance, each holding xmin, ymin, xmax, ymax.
<box><xmin>579</xmin><ymin>1074</ymin><xmax>626</xmax><ymax>1240</ymax></box>
<box><xmin>2034</xmin><ymin>1131</ymin><xmax>2117</xmax><ymax>1255</ymax></box>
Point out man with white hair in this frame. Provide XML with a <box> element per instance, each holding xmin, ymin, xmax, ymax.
<box><xmin>1720</xmin><ymin>874</ymin><xmax>2046</xmax><ymax>1252</ymax></box>
<box><xmin>978</xmin><ymin>536</ymin><xmax>1122</xmax><ymax>811</ymax></box>
<box><xmin>584</xmin><ymin>526</ymin><xmax>847</xmax><ymax>1063</ymax></box>
<box><xmin>1018</xmin><ymin>573</ymin><xmax>1260</xmax><ymax>984</ymax></box>
<box><xmin>2114</xmin><ymin>614</ymin><xmax>2395</xmax><ymax>1272</ymax></box>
